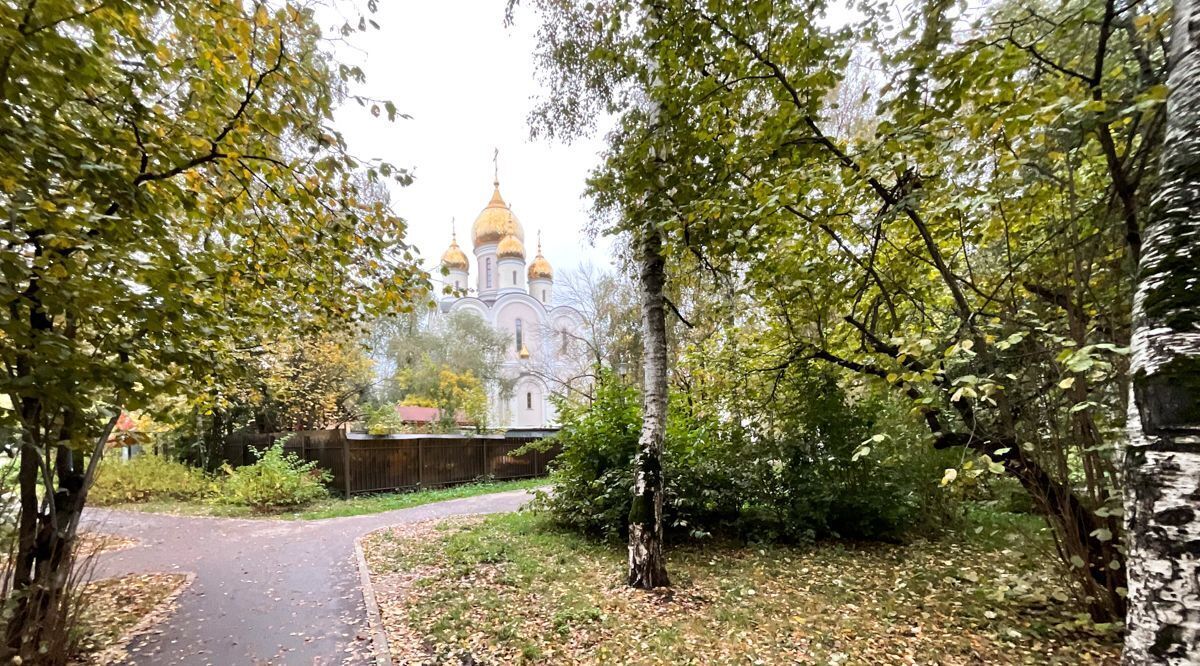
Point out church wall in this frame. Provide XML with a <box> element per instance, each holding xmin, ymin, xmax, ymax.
<box><xmin>494</xmin><ymin>299</ymin><xmax>542</xmax><ymax>360</ymax></box>
<box><xmin>512</xmin><ymin>377</ymin><xmax>546</xmax><ymax>428</ymax></box>
<box><xmin>529</xmin><ymin>277</ymin><xmax>552</xmax><ymax>304</ymax></box>
<box><xmin>497</xmin><ymin>257</ymin><xmax>526</xmax><ymax>292</ymax></box>
<box><xmin>474</xmin><ymin>243</ymin><xmax>498</xmax><ymax>295</ymax></box>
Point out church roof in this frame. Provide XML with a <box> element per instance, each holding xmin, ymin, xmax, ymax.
<box><xmin>497</xmin><ymin>233</ymin><xmax>525</xmax><ymax>260</ymax></box>
<box><xmin>472</xmin><ymin>181</ymin><xmax>524</xmax><ymax>248</ymax></box>
<box><xmin>440</xmin><ymin>230</ymin><xmax>469</xmax><ymax>271</ymax></box>
<box><xmin>528</xmin><ymin>237</ymin><xmax>553</xmax><ymax>280</ymax></box>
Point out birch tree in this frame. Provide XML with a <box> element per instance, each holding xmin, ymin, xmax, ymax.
<box><xmin>1122</xmin><ymin>0</ymin><xmax>1200</xmax><ymax>660</ymax></box>
<box><xmin>628</xmin><ymin>194</ymin><xmax>671</xmax><ymax>588</ymax></box>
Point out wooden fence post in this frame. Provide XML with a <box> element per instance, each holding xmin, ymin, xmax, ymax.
<box><xmin>417</xmin><ymin>438</ymin><xmax>425</xmax><ymax>489</ymax></box>
<box><xmin>481</xmin><ymin>439</ymin><xmax>488</xmax><ymax>479</ymax></box>
<box><xmin>341</xmin><ymin>430</ymin><xmax>351</xmax><ymax>498</ymax></box>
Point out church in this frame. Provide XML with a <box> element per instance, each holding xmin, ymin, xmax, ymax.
<box><xmin>436</xmin><ymin>177</ymin><xmax>586</xmax><ymax>429</ymax></box>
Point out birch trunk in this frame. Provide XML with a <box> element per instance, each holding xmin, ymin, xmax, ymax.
<box><xmin>627</xmin><ymin>216</ymin><xmax>670</xmax><ymax>589</ymax></box>
<box><xmin>1122</xmin><ymin>0</ymin><xmax>1200</xmax><ymax>661</ymax></box>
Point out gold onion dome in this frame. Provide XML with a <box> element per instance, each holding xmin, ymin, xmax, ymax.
<box><xmin>440</xmin><ymin>231</ymin><xmax>469</xmax><ymax>271</ymax></box>
<box><xmin>472</xmin><ymin>182</ymin><xmax>524</xmax><ymax>247</ymax></box>
<box><xmin>528</xmin><ymin>235</ymin><xmax>553</xmax><ymax>280</ymax></box>
<box><xmin>497</xmin><ymin>233</ymin><xmax>525</xmax><ymax>260</ymax></box>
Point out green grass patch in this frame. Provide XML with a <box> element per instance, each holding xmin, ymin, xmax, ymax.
<box><xmin>295</xmin><ymin>478</ymin><xmax>545</xmax><ymax>520</ymax></box>
<box><xmin>106</xmin><ymin>477</ymin><xmax>544</xmax><ymax>520</ymax></box>
<box><xmin>363</xmin><ymin>509</ymin><xmax>1121</xmax><ymax>665</ymax></box>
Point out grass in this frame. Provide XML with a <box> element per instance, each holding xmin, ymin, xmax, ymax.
<box><xmin>106</xmin><ymin>477</ymin><xmax>545</xmax><ymax>520</ymax></box>
<box><xmin>362</xmin><ymin>506</ymin><xmax>1121</xmax><ymax>665</ymax></box>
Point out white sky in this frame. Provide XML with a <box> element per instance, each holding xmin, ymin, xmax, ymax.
<box><xmin>327</xmin><ymin>2</ymin><xmax>616</xmax><ymax>279</ymax></box>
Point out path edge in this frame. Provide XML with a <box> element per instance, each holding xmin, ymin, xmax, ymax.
<box><xmin>354</xmin><ymin>535</ymin><xmax>394</xmax><ymax>666</ymax></box>
<box><xmin>91</xmin><ymin>570</ymin><xmax>196</xmax><ymax>665</ymax></box>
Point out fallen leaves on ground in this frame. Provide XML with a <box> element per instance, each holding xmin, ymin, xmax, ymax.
<box><xmin>362</xmin><ymin>512</ymin><xmax>1120</xmax><ymax>665</ymax></box>
<box><xmin>72</xmin><ymin>572</ymin><xmax>192</xmax><ymax>665</ymax></box>
<box><xmin>77</xmin><ymin>532</ymin><xmax>138</xmax><ymax>557</ymax></box>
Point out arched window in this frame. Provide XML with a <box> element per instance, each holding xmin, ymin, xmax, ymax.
<box><xmin>515</xmin><ymin>318</ymin><xmax>523</xmax><ymax>351</ymax></box>
<box><xmin>512</xmin><ymin>270</ymin><xmax>517</xmax><ymax>284</ymax></box>
<box><xmin>542</xmin><ymin>289</ymin><xmax>547</xmax><ymax>302</ymax></box>
<box><xmin>485</xmin><ymin>258</ymin><xmax>493</xmax><ymax>288</ymax></box>
<box><xmin>526</xmin><ymin>392</ymin><xmax>533</xmax><ymax>409</ymax></box>
<box><xmin>560</xmin><ymin>330</ymin><xmax>568</xmax><ymax>354</ymax></box>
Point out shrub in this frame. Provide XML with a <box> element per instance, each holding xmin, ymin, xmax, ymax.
<box><xmin>364</xmin><ymin>404</ymin><xmax>407</xmax><ymax>435</ymax></box>
<box><xmin>217</xmin><ymin>439</ymin><xmax>331</xmax><ymax>509</ymax></box>
<box><xmin>90</xmin><ymin>454</ymin><xmax>213</xmax><ymax>505</ymax></box>
<box><xmin>539</xmin><ymin>370</ymin><xmax>958</xmax><ymax>544</ymax></box>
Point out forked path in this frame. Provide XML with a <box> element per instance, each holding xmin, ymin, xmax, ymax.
<box><xmin>83</xmin><ymin>489</ymin><xmax>537</xmax><ymax>665</ymax></box>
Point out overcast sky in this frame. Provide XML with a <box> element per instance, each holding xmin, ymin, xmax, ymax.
<box><xmin>327</xmin><ymin>2</ymin><xmax>616</xmax><ymax>279</ymax></box>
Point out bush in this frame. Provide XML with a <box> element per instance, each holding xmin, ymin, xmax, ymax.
<box><xmin>364</xmin><ymin>404</ymin><xmax>406</xmax><ymax>435</ymax></box>
<box><xmin>539</xmin><ymin>370</ymin><xmax>959</xmax><ymax>544</ymax></box>
<box><xmin>90</xmin><ymin>454</ymin><xmax>213</xmax><ymax>505</ymax></box>
<box><xmin>217</xmin><ymin>439</ymin><xmax>331</xmax><ymax>509</ymax></box>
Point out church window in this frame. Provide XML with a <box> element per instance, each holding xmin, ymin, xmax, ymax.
<box><xmin>486</xmin><ymin>258</ymin><xmax>493</xmax><ymax>288</ymax></box>
<box><xmin>515</xmin><ymin>319</ymin><xmax>523</xmax><ymax>351</ymax></box>
<box><xmin>512</xmin><ymin>270</ymin><xmax>517</xmax><ymax>284</ymax></box>
<box><xmin>561</xmin><ymin>330</ymin><xmax>568</xmax><ymax>353</ymax></box>
<box><xmin>542</xmin><ymin>289</ymin><xmax>547</xmax><ymax>302</ymax></box>
<box><xmin>526</xmin><ymin>392</ymin><xmax>532</xmax><ymax>410</ymax></box>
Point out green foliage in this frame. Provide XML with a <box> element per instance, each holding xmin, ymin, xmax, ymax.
<box><xmin>541</xmin><ymin>371</ymin><xmax>957</xmax><ymax>543</ymax></box>
<box><xmin>518</xmin><ymin>0</ymin><xmax>1155</xmax><ymax>619</ymax></box>
<box><xmin>90</xmin><ymin>454</ymin><xmax>213</xmax><ymax>505</ymax></box>
<box><xmin>372</xmin><ymin>311</ymin><xmax>513</xmax><ymax>409</ymax></box>
<box><xmin>536</xmin><ymin>373</ymin><xmax>642</xmax><ymax>536</ymax></box>
<box><xmin>217</xmin><ymin>440</ymin><xmax>330</xmax><ymax>509</ymax></box>
<box><xmin>364</xmin><ymin>404</ymin><xmax>407</xmax><ymax>436</ymax></box>
<box><xmin>0</xmin><ymin>0</ymin><xmax>426</xmax><ymax>651</ymax></box>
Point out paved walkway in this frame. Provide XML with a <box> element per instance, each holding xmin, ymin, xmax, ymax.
<box><xmin>82</xmin><ymin>489</ymin><xmax>537</xmax><ymax>665</ymax></box>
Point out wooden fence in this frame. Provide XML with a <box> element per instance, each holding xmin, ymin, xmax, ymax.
<box><xmin>222</xmin><ymin>430</ymin><xmax>559</xmax><ymax>497</ymax></box>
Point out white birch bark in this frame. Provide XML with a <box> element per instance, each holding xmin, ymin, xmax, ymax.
<box><xmin>627</xmin><ymin>213</ymin><xmax>671</xmax><ymax>589</ymax></box>
<box><xmin>1122</xmin><ymin>0</ymin><xmax>1200</xmax><ymax>662</ymax></box>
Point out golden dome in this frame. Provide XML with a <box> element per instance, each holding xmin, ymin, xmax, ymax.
<box><xmin>497</xmin><ymin>233</ymin><xmax>525</xmax><ymax>260</ymax></box>
<box><xmin>472</xmin><ymin>182</ymin><xmax>525</xmax><ymax>248</ymax></box>
<box><xmin>440</xmin><ymin>238</ymin><xmax>469</xmax><ymax>271</ymax></box>
<box><xmin>527</xmin><ymin>233</ymin><xmax>553</xmax><ymax>280</ymax></box>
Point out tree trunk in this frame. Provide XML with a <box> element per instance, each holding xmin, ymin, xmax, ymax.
<box><xmin>4</xmin><ymin>410</ymin><xmax>116</xmax><ymax>662</ymax></box>
<box><xmin>1122</xmin><ymin>0</ymin><xmax>1200</xmax><ymax>661</ymax></box>
<box><xmin>628</xmin><ymin>216</ymin><xmax>670</xmax><ymax>589</ymax></box>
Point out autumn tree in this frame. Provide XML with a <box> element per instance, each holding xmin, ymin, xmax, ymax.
<box><xmin>374</xmin><ymin>310</ymin><xmax>513</xmax><ymax>413</ymax></box>
<box><xmin>518</xmin><ymin>0</ymin><xmax>1171</xmax><ymax>618</ymax></box>
<box><xmin>0</xmin><ymin>0</ymin><xmax>423</xmax><ymax>658</ymax></box>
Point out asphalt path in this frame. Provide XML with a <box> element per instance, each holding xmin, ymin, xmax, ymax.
<box><xmin>83</xmin><ymin>489</ymin><xmax>537</xmax><ymax>665</ymax></box>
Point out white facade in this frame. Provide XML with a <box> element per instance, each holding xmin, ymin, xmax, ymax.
<box><xmin>437</xmin><ymin>179</ymin><xmax>585</xmax><ymax>429</ymax></box>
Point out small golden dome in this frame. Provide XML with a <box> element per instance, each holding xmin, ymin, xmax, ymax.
<box><xmin>440</xmin><ymin>234</ymin><xmax>469</xmax><ymax>271</ymax></box>
<box><xmin>496</xmin><ymin>233</ymin><xmax>525</xmax><ymax>260</ymax></box>
<box><xmin>472</xmin><ymin>182</ymin><xmax>524</xmax><ymax>248</ymax></box>
<box><xmin>518</xmin><ymin>343</ymin><xmax>530</xmax><ymax>359</ymax></box>
<box><xmin>527</xmin><ymin>233</ymin><xmax>553</xmax><ymax>280</ymax></box>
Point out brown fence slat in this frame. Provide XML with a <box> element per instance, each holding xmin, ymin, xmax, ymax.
<box><xmin>218</xmin><ymin>430</ymin><xmax>558</xmax><ymax>496</ymax></box>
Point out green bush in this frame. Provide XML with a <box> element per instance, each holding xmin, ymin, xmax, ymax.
<box><xmin>539</xmin><ymin>370</ymin><xmax>958</xmax><ymax>544</ymax></box>
<box><xmin>90</xmin><ymin>454</ymin><xmax>213</xmax><ymax>505</ymax></box>
<box><xmin>217</xmin><ymin>439</ymin><xmax>331</xmax><ymax>509</ymax></box>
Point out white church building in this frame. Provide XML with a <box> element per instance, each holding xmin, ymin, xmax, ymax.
<box><xmin>436</xmin><ymin>177</ymin><xmax>586</xmax><ymax>429</ymax></box>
